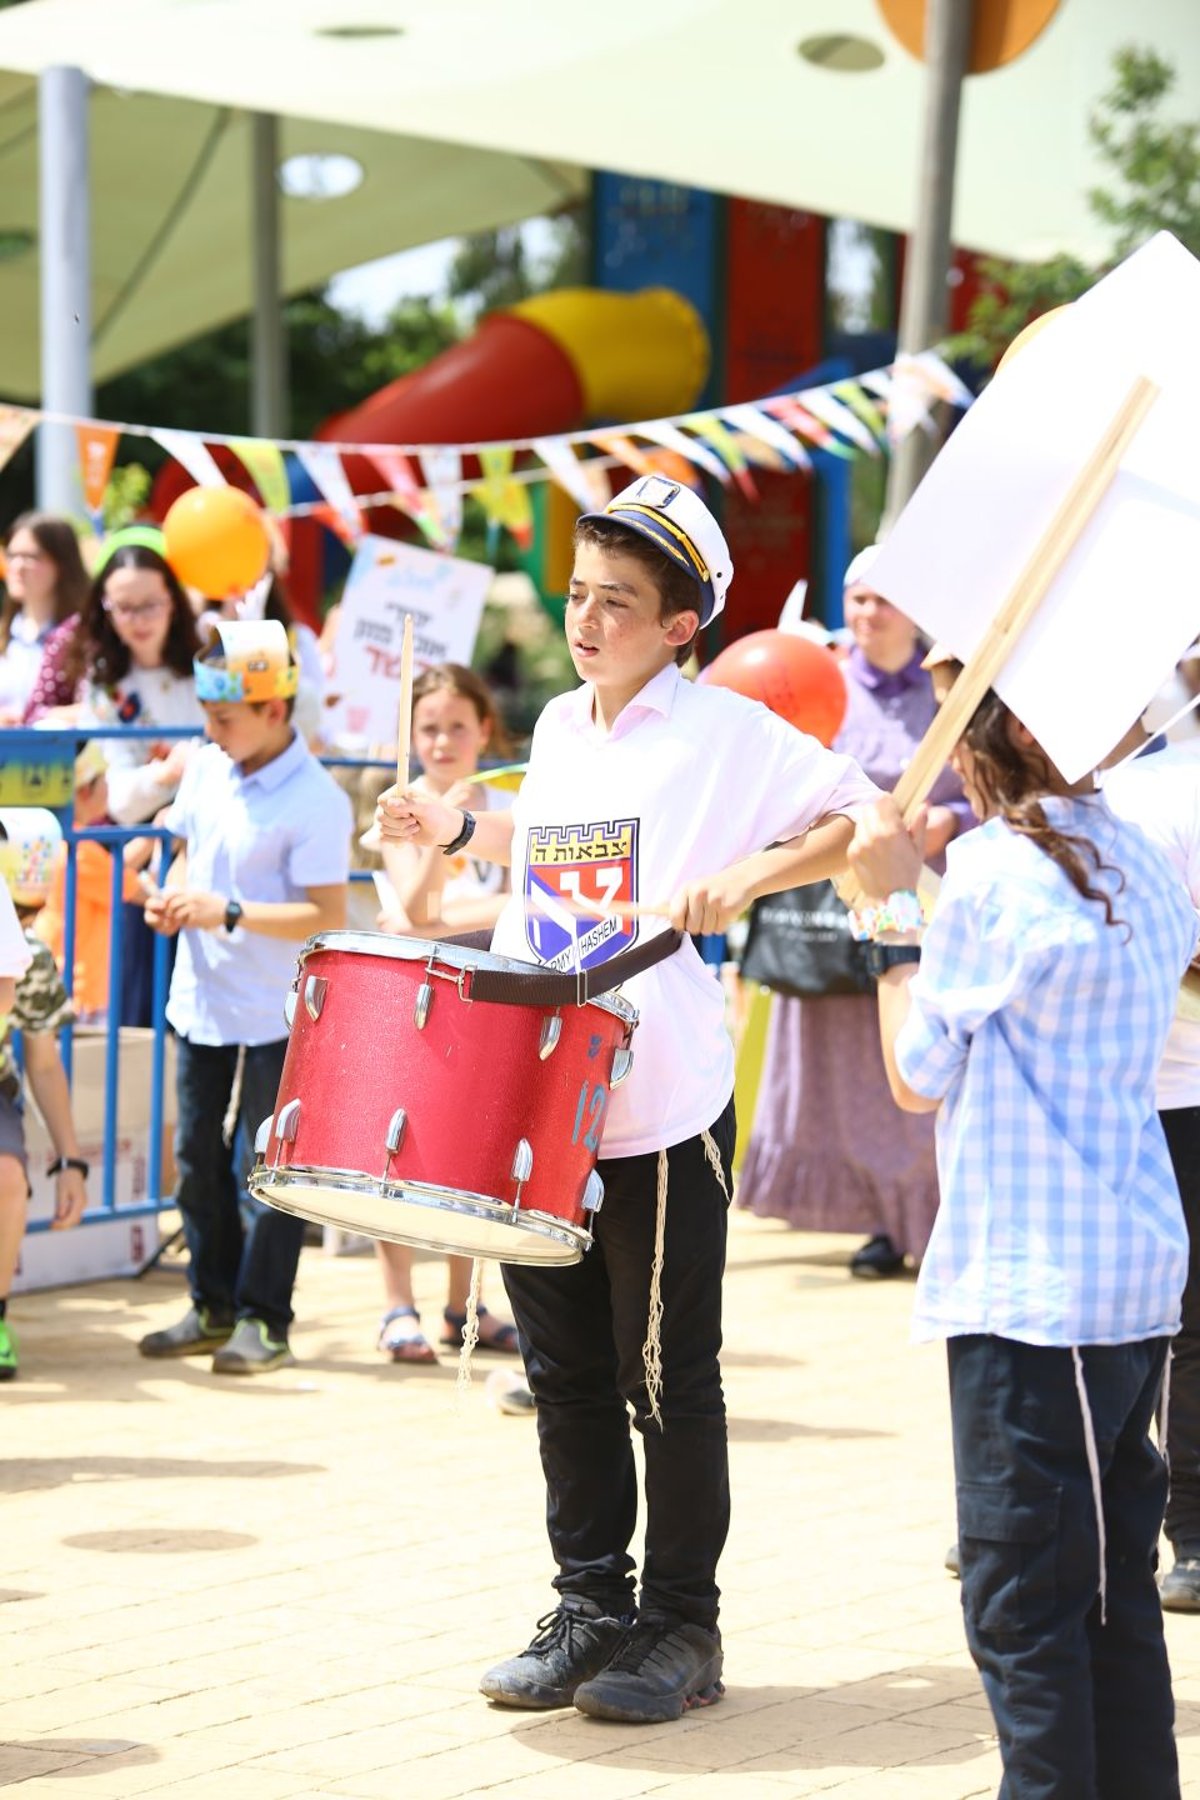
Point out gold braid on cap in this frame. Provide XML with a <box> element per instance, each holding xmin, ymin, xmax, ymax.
<box><xmin>606</xmin><ymin>502</ymin><xmax>709</xmax><ymax>582</ymax></box>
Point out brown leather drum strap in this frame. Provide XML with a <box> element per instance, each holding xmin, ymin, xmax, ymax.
<box><xmin>457</xmin><ymin>929</ymin><xmax>684</xmax><ymax>1010</ymax></box>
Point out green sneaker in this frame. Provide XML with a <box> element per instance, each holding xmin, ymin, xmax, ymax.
<box><xmin>139</xmin><ymin>1304</ymin><xmax>235</xmax><ymax>1359</ymax></box>
<box><xmin>211</xmin><ymin>1317</ymin><xmax>294</xmax><ymax>1375</ymax></box>
<box><xmin>0</xmin><ymin>1316</ymin><xmax>17</xmax><ymax>1381</ymax></box>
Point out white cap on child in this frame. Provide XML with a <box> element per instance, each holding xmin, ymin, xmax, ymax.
<box><xmin>580</xmin><ymin>475</ymin><xmax>733</xmax><ymax>628</ymax></box>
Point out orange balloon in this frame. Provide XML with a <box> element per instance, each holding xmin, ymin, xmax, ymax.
<box><xmin>163</xmin><ymin>486</ymin><xmax>271</xmax><ymax>599</ymax></box>
<box><xmin>996</xmin><ymin>304</ymin><xmax>1072</xmax><ymax>374</ymax></box>
<box><xmin>705</xmin><ymin>630</ymin><xmax>847</xmax><ymax>746</ymax></box>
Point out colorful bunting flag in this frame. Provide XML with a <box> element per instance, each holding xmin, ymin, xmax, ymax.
<box><xmin>75</xmin><ymin>422</ymin><xmax>120</xmax><ymax>520</ymax></box>
<box><xmin>592</xmin><ymin>434</ymin><xmax>657</xmax><ymax>479</ymax></box>
<box><xmin>721</xmin><ymin>404</ymin><xmax>812</xmax><ymax>471</ymax></box>
<box><xmin>294</xmin><ymin>443</ymin><xmax>361</xmax><ymax>541</ymax></box>
<box><xmin>531</xmin><ymin>438</ymin><xmax>608</xmax><ymax>512</ymax></box>
<box><xmin>419</xmin><ymin>447</ymin><xmax>463</xmax><ymax>552</ymax></box>
<box><xmin>682</xmin><ymin>414</ymin><xmax>757</xmax><ymax>500</ymax></box>
<box><xmin>472</xmin><ymin>447</ymin><xmax>534</xmax><ymax>550</ymax></box>
<box><xmin>797</xmin><ymin>389</ymin><xmax>879</xmax><ymax>455</ymax></box>
<box><xmin>229</xmin><ymin>437</ymin><xmax>290</xmax><ymax>513</ymax></box>
<box><xmin>634</xmin><ymin>418</ymin><xmax>729</xmax><ymax>485</ymax></box>
<box><xmin>0</xmin><ymin>405</ymin><xmax>37</xmax><ymax>476</ymax></box>
<box><xmin>831</xmin><ymin>381</ymin><xmax>887</xmax><ymax>446</ymax></box>
<box><xmin>153</xmin><ymin>428</ymin><xmax>225</xmax><ymax>488</ymax></box>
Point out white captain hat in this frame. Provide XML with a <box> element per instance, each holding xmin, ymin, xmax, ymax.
<box><xmin>580</xmin><ymin>475</ymin><xmax>733</xmax><ymax>628</ymax></box>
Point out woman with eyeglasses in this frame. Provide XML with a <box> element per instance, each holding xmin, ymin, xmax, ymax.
<box><xmin>30</xmin><ymin>542</ymin><xmax>203</xmax><ymax>823</ymax></box>
<box><xmin>0</xmin><ymin>512</ymin><xmax>90</xmax><ymax>724</ymax></box>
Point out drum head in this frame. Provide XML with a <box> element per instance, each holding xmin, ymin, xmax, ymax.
<box><xmin>250</xmin><ymin>1164</ymin><xmax>589</xmax><ymax>1266</ymax></box>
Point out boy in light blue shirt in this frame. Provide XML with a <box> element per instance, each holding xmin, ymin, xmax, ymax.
<box><xmin>141</xmin><ymin>622</ymin><xmax>351</xmax><ymax>1374</ymax></box>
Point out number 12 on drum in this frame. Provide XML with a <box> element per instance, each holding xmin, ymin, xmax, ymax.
<box><xmin>572</xmin><ymin>1081</ymin><xmax>609</xmax><ymax>1154</ymax></box>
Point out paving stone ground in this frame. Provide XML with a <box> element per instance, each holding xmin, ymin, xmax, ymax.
<box><xmin>5</xmin><ymin>1210</ymin><xmax>1200</xmax><ymax>1797</ymax></box>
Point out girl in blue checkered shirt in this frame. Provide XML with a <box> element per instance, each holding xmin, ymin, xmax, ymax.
<box><xmin>849</xmin><ymin>669</ymin><xmax>1197</xmax><ymax>1800</ymax></box>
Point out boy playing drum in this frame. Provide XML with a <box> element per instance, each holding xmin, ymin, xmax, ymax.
<box><xmin>377</xmin><ymin>477</ymin><xmax>878</xmax><ymax>1722</ymax></box>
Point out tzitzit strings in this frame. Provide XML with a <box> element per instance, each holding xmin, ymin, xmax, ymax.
<box><xmin>643</xmin><ymin>1150</ymin><xmax>669</xmax><ymax>1429</ymax></box>
<box><xmin>455</xmin><ymin>1258</ymin><xmax>484</xmax><ymax>1404</ymax></box>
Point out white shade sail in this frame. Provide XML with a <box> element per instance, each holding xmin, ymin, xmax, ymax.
<box><xmin>0</xmin><ymin>68</ymin><xmax>582</xmax><ymax>396</ymax></box>
<box><xmin>0</xmin><ymin>0</ymin><xmax>1195</xmax><ymax>396</ymax></box>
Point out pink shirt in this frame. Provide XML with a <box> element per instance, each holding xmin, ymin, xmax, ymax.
<box><xmin>491</xmin><ymin>663</ymin><xmax>880</xmax><ymax>1156</ymax></box>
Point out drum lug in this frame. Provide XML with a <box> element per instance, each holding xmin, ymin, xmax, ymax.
<box><xmin>414</xmin><ymin>982</ymin><xmax>434</xmax><ymax>1029</ymax></box>
<box><xmin>539</xmin><ymin>1014</ymin><xmax>563</xmax><ymax>1060</ymax></box>
<box><xmin>385</xmin><ymin>1108</ymin><xmax>408</xmax><ymax>1155</ymax></box>
<box><xmin>582</xmin><ymin>1170</ymin><xmax>604</xmax><ymax>1215</ymax></box>
<box><xmin>253</xmin><ymin>1114</ymin><xmax>273</xmax><ymax>1155</ymax></box>
<box><xmin>304</xmin><ymin>976</ymin><xmax>328</xmax><ymax>1021</ymax></box>
<box><xmin>275</xmin><ymin>1099</ymin><xmax>302</xmax><ymax>1144</ymax></box>
<box><xmin>510</xmin><ymin>1137</ymin><xmax>534</xmax><ymax>1207</ymax></box>
<box><xmin>611</xmin><ymin>1046</ymin><xmax>634</xmax><ymax>1088</ymax></box>
<box><xmin>284</xmin><ymin>986</ymin><xmax>298</xmax><ymax>1029</ymax></box>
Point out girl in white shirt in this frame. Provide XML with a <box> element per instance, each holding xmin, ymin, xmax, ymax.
<box><xmin>74</xmin><ymin>546</ymin><xmax>205</xmax><ymax>825</ymax></box>
<box><xmin>0</xmin><ymin>512</ymin><xmax>89</xmax><ymax>723</ymax></box>
<box><xmin>373</xmin><ymin>664</ymin><xmax>516</xmax><ymax>1365</ymax></box>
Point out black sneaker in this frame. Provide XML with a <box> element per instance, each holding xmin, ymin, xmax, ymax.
<box><xmin>211</xmin><ymin>1317</ymin><xmax>294</xmax><ymax>1374</ymax></box>
<box><xmin>139</xmin><ymin>1305</ymin><xmax>235</xmax><ymax>1359</ymax></box>
<box><xmin>479</xmin><ymin>1597</ymin><xmax>634</xmax><ymax>1710</ymax></box>
<box><xmin>849</xmin><ymin>1233</ymin><xmax>905</xmax><ymax>1279</ymax></box>
<box><xmin>573</xmin><ymin>1617</ymin><xmax>724</xmax><ymax>1723</ymax></box>
<box><xmin>1161</xmin><ymin>1544</ymin><xmax>1200</xmax><ymax>1612</ymax></box>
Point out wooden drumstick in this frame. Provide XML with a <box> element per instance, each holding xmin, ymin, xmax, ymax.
<box><xmin>396</xmin><ymin>614</ymin><xmax>414</xmax><ymax>786</ymax></box>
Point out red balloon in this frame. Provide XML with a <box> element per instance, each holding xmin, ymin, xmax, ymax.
<box><xmin>705</xmin><ymin>630</ymin><xmax>847</xmax><ymax>746</ymax></box>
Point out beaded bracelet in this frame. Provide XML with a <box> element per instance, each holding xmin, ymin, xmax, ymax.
<box><xmin>847</xmin><ymin>888</ymin><xmax>924</xmax><ymax>943</ymax></box>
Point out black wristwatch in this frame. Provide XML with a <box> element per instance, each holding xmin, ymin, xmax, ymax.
<box><xmin>441</xmin><ymin>811</ymin><xmax>477</xmax><ymax>857</ymax></box>
<box><xmin>47</xmin><ymin>1156</ymin><xmax>89</xmax><ymax>1178</ymax></box>
<box><xmin>865</xmin><ymin>942</ymin><xmax>923</xmax><ymax>979</ymax></box>
<box><xmin>223</xmin><ymin>898</ymin><xmax>243</xmax><ymax>934</ymax></box>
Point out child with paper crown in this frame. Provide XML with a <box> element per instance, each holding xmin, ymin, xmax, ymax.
<box><xmin>142</xmin><ymin>620</ymin><xmax>351</xmax><ymax>1375</ymax></box>
<box><xmin>376</xmin><ymin>474</ymin><xmax>880</xmax><ymax>1723</ymax></box>
<box><xmin>0</xmin><ymin>808</ymin><xmax>90</xmax><ymax>1381</ymax></box>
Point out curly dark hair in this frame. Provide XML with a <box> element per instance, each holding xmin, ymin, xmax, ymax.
<box><xmin>958</xmin><ymin>684</ymin><xmax>1126</xmax><ymax>931</ymax></box>
<box><xmin>68</xmin><ymin>546</ymin><xmax>201</xmax><ymax>692</ymax></box>
<box><xmin>572</xmin><ymin>516</ymin><xmax>702</xmax><ymax>666</ymax></box>
<box><xmin>0</xmin><ymin>511</ymin><xmax>90</xmax><ymax>653</ymax></box>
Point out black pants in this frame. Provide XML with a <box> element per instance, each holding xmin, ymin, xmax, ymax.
<box><xmin>1161</xmin><ymin>1105</ymin><xmax>1200</xmax><ymax>1548</ymax></box>
<box><xmin>174</xmin><ymin>1037</ymin><xmax>303</xmax><ymax>1339</ymax></box>
<box><xmin>502</xmin><ymin>1097</ymin><xmax>735</xmax><ymax>1629</ymax></box>
<box><xmin>950</xmin><ymin>1333</ymin><xmax>1177</xmax><ymax>1800</ymax></box>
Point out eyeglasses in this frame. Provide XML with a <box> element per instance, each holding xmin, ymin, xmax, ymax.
<box><xmin>103</xmin><ymin>598</ymin><xmax>170</xmax><ymax>622</ymax></box>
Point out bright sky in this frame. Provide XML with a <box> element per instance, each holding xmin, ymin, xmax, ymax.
<box><xmin>328</xmin><ymin>218</ymin><xmax>559</xmax><ymax>324</ymax></box>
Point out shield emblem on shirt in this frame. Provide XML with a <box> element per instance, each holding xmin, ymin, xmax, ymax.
<box><xmin>524</xmin><ymin>818</ymin><xmax>640</xmax><ymax>971</ymax></box>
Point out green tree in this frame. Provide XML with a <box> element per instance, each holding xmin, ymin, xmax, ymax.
<box><xmin>448</xmin><ymin>207</ymin><xmax>588</xmax><ymax>321</ymax></box>
<box><xmin>950</xmin><ymin>47</ymin><xmax>1200</xmax><ymax>367</ymax></box>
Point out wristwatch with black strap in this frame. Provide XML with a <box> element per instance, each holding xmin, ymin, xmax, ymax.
<box><xmin>864</xmin><ymin>941</ymin><xmax>923</xmax><ymax>980</ymax></box>
<box><xmin>223</xmin><ymin>898</ymin><xmax>243</xmax><ymax>934</ymax></box>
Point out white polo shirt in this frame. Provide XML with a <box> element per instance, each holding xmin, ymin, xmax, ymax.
<box><xmin>1102</xmin><ymin>746</ymin><xmax>1200</xmax><ymax>1110</ymax></box>
<box><xmin>490</xmin><ymin>663</ymin><xmax>880</xmax><ymax>1156</ymax></box>
<box><xmin>163</xmin><ymin>733</ymin><xmax>352</xmax><ymax>1047</ymax></box>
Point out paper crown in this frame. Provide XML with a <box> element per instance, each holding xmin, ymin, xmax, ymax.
<box><xmin>0</xmin><ymin>808</ymin><xmax>62</xmax><ymax>906</ymax></box>
<box><xmin>580</xmin><ymin>475</ymin><xmax>733</xmax><ymax>627</ymax></box>
<box><xmin>194</xmin><ymin>619</ymin><xmax>299</xmax><ymax>704</ymax></box>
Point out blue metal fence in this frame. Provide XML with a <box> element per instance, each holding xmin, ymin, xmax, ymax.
<box><xmin>6</xmin><ymin>724</ymin><xmax>389</xmax><ymax>1239</ymax></box>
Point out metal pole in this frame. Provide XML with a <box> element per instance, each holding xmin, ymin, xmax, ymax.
<box><xmin>37</xmin><ymin>65</ymin><xmax>92</xmax><ymax>514</ymax></box>
<box><xmin>250</xmin><ymin>112</ymin><xmax>287</xmax><ymax>437</ymax></box>
<box><xmin>882</xmin><ymin>0</ymin><xmax>973</xmax><ymax>530</ymax></box>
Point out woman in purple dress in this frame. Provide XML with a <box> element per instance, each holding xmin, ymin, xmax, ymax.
<box><xmin>737</xmin><ymin>549</ymin><xmax>972</xmax><ymax>1275</ymax></box>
